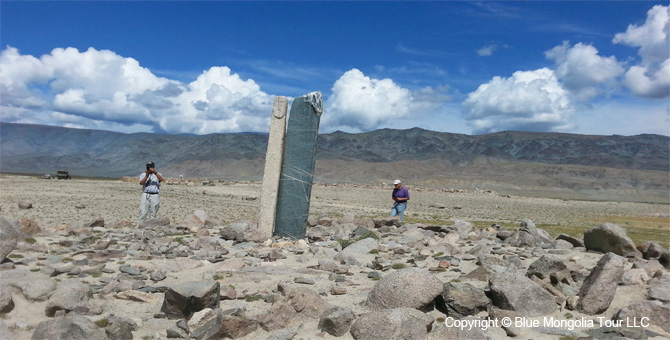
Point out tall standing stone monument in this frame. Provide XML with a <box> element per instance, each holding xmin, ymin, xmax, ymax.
<box><xmin>274</xmin><ymin>91</ymin><xmax>323</xmax><ymax>239</ymax></box>
<box><xmin>258</xmin><ymin>96</ymin><xmax>288</xmax><ymax>237</ymax></box>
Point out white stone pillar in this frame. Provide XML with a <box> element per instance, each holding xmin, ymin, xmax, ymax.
<box><xmin>258</xmin><ymin>96</ymin><xmax>288</xmax><ymax>237</ymax></box>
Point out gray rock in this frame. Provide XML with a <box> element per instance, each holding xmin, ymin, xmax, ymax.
<box><xmin>150</xmin><ymin>270</ymin><xmax>167</xmax><ymax>282</ymax></box>
<box><xmin>583</xmin><ymin>223</ymin><xmax>641</xmax><ymax>257</ymax></box>
<box><xmin>424</xmin><ymin>320</ymin><xmax>490</xmax><ymax>340</ymax></box>
<box><xmin>0</xmin><ymin>217</ymin><xmax>19</xmax><ymax>263</ymax></box>
<box><xmin>365</xmin><ymin>268</ymin><xmax>444</xmax><ymax>310</ymax></box>
<box><xmin>105</xmin><ymin>316</ymin><xmax>138</xmax><ymax>340</ymax></box>
<box><xmin>18</xmin><ymin>202</ymin><xmax>32</xmax><ymax>209</ymax></box>
<box><xmin>372</xmin><ymin>217</ymin><xmax>402</xmax><ymax>228</ymax></box>
<box><xmin>318</xmin><ymin>306</ymin><xmax>355</xmax><ymax>336</ymax></box>
<box><xmin>556</xmin><ymin>234</ymin><xmax>585</xmax><ymax>248</ymax></box>
<box><xmin>619</xmin><ymin>268</ymin><xmax>650</xmax><ymax>285</ymax></box>
<box><xmin>527</xmin><ymin>254</ymin><xmax>568</xmax><ymax>279</ymax></box>
<box><xmin>161</xmin><ymin>281</ymin><xmax>221</xmax><ymax>319</ymax></box>
<box><xmin>220</xmin><ymin>222</ymin><xmax>250</xmax><ymax>241</ymax></box>
<box><xmin>350</xmin><ymin>307</ymin><xmax>433</xmax><ymax>340</ymax></box>
<box><xmin>0</xmin><ymin>285</ymin><xmax>14</xmax><ymax>313</ymax></box>
<box><xmin>489</xmin><ymin>306</ymin><xmax>521</xmax><ymax>337</ymax></box>
<box><xmin>613</xmin><ymin>300</ymin><xmax>670</xmax><ymax>333</ymax></box>
<box><xmin>488</xmin><ymin>271</ymin><xmax>558</xmax><ymax>316</ymax></box>
<box><xmin>265</xmin><ymin>326</ymin><xmax>301</xmax><ymax>340</ymax></box>
<box><xmin>639</xmin><ymin>241</ymin><xmax>665</xmax><ymax>259</ymax></box>
<box><xmin>45</xmin><ymin>280</ymin><xmax>95</xmax><ymax>317</ymax></box>
<box><xmin>440</xmin><ymin>220</ymin><xmax>475</xmax><ymax>239</ymax></box>
<box><xmin>31</xmin><ymin>313</ymin><xmax>107</xmax><ymax>340</ymax></box>
<box><xmin>435</xmin><ymin>282</ymin><xmax>490</xmax><ymax>317</ymax></box>
<box><xmin>660</xmin><ymin>250</ymin><xmax>670</xmax><ymax>270</ymax></box>
<box><xmin>577</xmin><ymin>252</ymin><xmax>625</xmax><ymax>315</ymax></box>
<box><xmin>188</xmin><ymin>308</ymin><xmax>223</xmax><ymax>340</ymax></box>
<box><xmin>648</xmin><ymin>277</ymin><xmax>670</xmax><ymax>303</ymax></box>
<box><xmin>340</xmin><ymin>237</ymin><xmax>378</xmax><ymax>255</ymax></box>
<box><xmin>258</xmin><ymin>283</ymin><xmax>329</xmax><ymax>331</ymax></box>
<box><xmin>505</xmin><ymin>219</ymin><xmax>553</xmax><ymax>248</ymax></box>
<box><xmin>11</xmin><ymin>277</ymin><xmax>57</xmax><ymax>302</ymax></box>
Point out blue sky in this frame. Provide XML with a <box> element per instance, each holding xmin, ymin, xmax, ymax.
<box><xmin>1</xmin><ymin>1</ymin><xmax>668</xmax><ymax>136</ymax></box>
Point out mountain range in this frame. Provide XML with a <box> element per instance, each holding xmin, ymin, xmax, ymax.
<box><xmin>1</xmin><ymin>122</ymin><xmax>668</xmax><ymax>202</ymax></box>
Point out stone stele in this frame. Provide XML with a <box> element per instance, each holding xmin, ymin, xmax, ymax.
<box><xmin>258</xmin><ymin>96</ymin><xmax>288</xmax><ymax>237</ymax></box>
<box><xmin>274</xmin><ymin>91</ymin><xmax>323</xmax><ymax>239</ymax></box>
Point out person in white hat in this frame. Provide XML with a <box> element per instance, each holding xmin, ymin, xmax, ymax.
<box><xmin>390</xmin><ymin>179</ymin><xmax>410</xmax><ymax>221</ymax></box>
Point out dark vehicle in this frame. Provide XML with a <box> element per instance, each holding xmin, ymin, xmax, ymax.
<box><xmin>55</xmin><ymin>170</ymin><xmax>71</xmax><ymax>180</ymax></box>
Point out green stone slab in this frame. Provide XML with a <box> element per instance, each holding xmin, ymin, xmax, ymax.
<box><xmin>274</xmin><ymin>92</ymin><xmax>323</xmax><ymax>239</ymax></box>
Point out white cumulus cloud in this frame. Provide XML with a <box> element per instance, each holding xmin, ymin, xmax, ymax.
<box><xmin>0</xmin><ymin>46</ymin><xmax>274</xmax><ymax>134</ymax></box>
<box><xmin>613</xmin><ymin>5</ymin><xmax>670</xmax><ymax>98</ymax></box>
<box><xmin>462</xmin><ymin>68</ymin><xmax>576</xmax><ymax>134</ymax></box>
<box><xmin>545</xmin><ymin>41</ymin><xmax>625</xmax><ymax>101</ymax></box>
<box><xmin>323</xmin><ymin>69</ymin><xmax>413</xmax><ymax>132</ymax></box>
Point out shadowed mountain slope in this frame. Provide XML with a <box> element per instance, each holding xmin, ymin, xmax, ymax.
<box><xmin>1</xmin><ymin>123</ymin><xmax>668</xmax><ymax>202</ymax></box>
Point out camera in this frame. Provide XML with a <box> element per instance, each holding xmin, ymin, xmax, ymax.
<box><xmin>146</xmin><ymin>165</ymin><xmax>152</xmax><ymax>171</ymax></box>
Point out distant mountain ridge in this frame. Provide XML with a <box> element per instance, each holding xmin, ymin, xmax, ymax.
<box><xmin>1</xmin><ymin>122</ymin><xmax>668</xmax><ymax>202</ymax></box>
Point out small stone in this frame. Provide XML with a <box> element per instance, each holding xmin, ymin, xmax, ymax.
<box><xmin>294</xmin><ymin>277</ymin><xmax>315</xmax><ymax>285</ymax></box>
<box><xmin>330</xmin><ymin>286</ymin><xmax>347</xmax><ymax>295</ymax></box>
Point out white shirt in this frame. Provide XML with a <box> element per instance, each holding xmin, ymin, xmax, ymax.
<box><xmin>140</xmin><ymin>172</ymin><xmax>161</xmax><ymax>194</ymax></box>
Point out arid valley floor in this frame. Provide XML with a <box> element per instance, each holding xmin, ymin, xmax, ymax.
<box><xmin>0</xmin><ymin>175</ymin><xmax>668</xmax><ymax>340</ymax></box>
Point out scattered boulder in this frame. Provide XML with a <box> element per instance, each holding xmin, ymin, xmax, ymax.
<box><xmin>350</xmin><ymin>307</ymin><xmax>433</xmax><ymax>340</ymax></box>
<box><xmin>435</xmin><ymin>282</ymin><xmax>490</xmax><ymax>317</ymax></box>
<box><xmin>188</xmin><ymin>308</ymin><xmax>223</xmax><ymax>340</ymax></box>
<box><xmin>440</xmin><ymin>220</ymin><xmax>475</xmax><ymax>239</ymax></box>
<box><xmin>45</xmin><ymin>280</ymin><xmax>96</xmax><ymax>317</ymax></box>
<box><xmin>613</xmin><ymin>300</ymin><xmax>670</xmax><ymax>333</ymax></box>
<box><xmin>31</xmin><ymin>313</ymin><xmax>107</xmax><ymax>340</ymax></box>
<box><xmin>161</xmin><ymin>281</ymin><xmax>221</xmax><ymax>319</ymax></box>
<box><xmin>258</xmin><ymin>283</ymin><xmax>330</xmax><ymax>331</ymax></box>
<box><xmin>527</xmin><ymin>254</ymin><xmax>568</xmax><ymax>279</ymax></box>
<box><xmin>365</xmin><ymin>268</ymin><xmax>444</xmax><ymax>310</ymax></box>
<box><xmin>556</xmin><ymin>234</ymin><xmax>584</xmax><ymax>248</ymax></box>
<box><xmin>488</xmin><ymin>271</ymin><xmax>558</xmax><ymax>316</ymax></box>
<box><xmin>105</xmin><ymin>316</ymin><xmax>138</xmax><ymax>340</ymax></box>
<box><xmin>577</xmin><ymin>252</ymin><xmax>625</xmax><ymax>315</ymax></box>
<box><xmin>18</xmin><ymin>202</ymin><xmax>32</xmax><ymax>210</ymax></box>
<box><xmin>318</xmin><ymin>306</ymin><xmax>356</xmax><ymax>337</ymax></box>
<box><xmin>0</xmin><ymin>217</ymin><xmax>19</xmax><ymax>263</ymax></box>
<box><xmin>372</xmin><ymin>217</ymin><xmax>401</xmax><ymax>228</ymax></box>
<box><xmin>0</xmin><ymin>285</ymin><xmax>14</xmax><ymax>313</ymax></box>
<box><xmin>638</xmin><ymin>241</ymin><xmax>665</xmax><ymax>259</ymax></box>
<box><xmin>505</xmin><ymin>219</ymin><xmax>553</xmax><ymax>248</ymax></box>
<box><xmin>216</xmin><ymin>314</ymin><xmax>259</xmax><ymax>339</ymax></box>
<box><xmin>583</xmin><ymin>223</ymin><xmax>641</xmax><ymax>257</ymax></box>
<box><xmin>619</xmin><ymin>268</ymin><xmax>650</xmax><ymax>286</ymax></box>
<box><xmin>19</xmin><ymin>218</ymin><xmax>41</xmax><ymax>234</ymax></box>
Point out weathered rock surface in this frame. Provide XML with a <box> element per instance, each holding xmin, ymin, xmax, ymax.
<box><xmin>583</xmin><ymin>223</ymin><xmax>641</xmax><ymax>257</ymax></box>
<box><xmin>488</xmin><ymin>271</ymin><xmax>558</xmax><ymax>316</ymax></box>
<box><xmin>318</xmin><ymin>306</ymin><xmax>356</xmax><ymax>337</ymax></box>
<box><xmin>161</xmin><ymin>281</ymin><xmax>221</xmax><ymax>319</ymax></box>
<box><xmin>31</xmin><ymin>313</ymin><xmax>107</xmax><ymax>340</ymax></box>
<box><xmin>613</xmin><ymin>300</ymin><xmax>670</xmax><ymax>333</ymax></box>
<box><xmin>505</xmin><ymin>219</ymin><xmax>553</xmax><ymax>248</ymax></box>
<box><xmin>350</xmin><ymin>307</ymin><xmax>433</xmax><ymax>340</ymax></box>
<box><xmin>0</xmin><ymin>217</ymin><xmax>19</xmax><ymax>263</ymax></box>
<box><xmin>577</xmin><ymin>252</ymin><xmax>626</xmax><ymax>315</ymax></box>
<box><xmin>435</xmin><ymin>282</ymin><xmax>490</xmax><ymax>317</ymax></box>
<box><xmin>365</xmin><ymin>268</ymin><xmax>444</xmax><ymax>310</ymax></box>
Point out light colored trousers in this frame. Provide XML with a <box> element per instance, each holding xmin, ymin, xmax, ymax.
<box><xmin>139</xmin><ymin>193</ymin><xmax>160</xmax><ymax>225</ymax></box>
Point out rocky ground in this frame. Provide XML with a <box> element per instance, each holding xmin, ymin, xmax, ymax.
<box><xmin>0</xmin><ymin>175</ymin><xmax>669</xmax><ymax>340</ymax></box>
